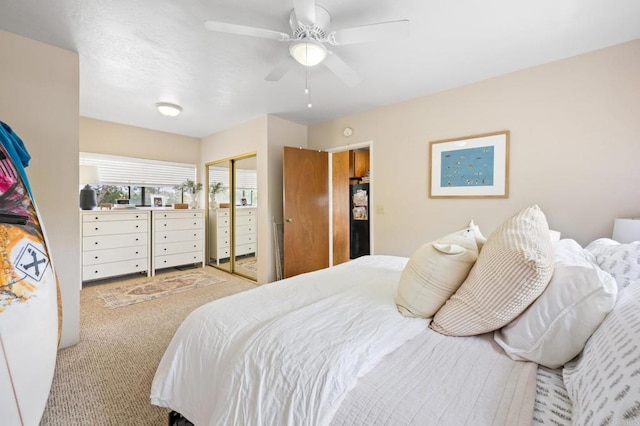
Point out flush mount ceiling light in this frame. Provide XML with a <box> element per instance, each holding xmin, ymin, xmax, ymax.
<box><xmin>289</xmin><ymin>38</ymin><xmax>327</xmax><ymax>66</ymax></box>
<box><xmin>155</xmin><ymin>102</ymin><xmax>183</xmax><ymax>117</ymax></box>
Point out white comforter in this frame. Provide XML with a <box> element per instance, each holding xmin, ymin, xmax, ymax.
<box><xmin>151</xmin><ymin>256</ymin><xmax>427</xmax><ymax>426</ymax></box>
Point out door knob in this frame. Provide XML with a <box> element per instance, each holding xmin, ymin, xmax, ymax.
<box><xmin>286</xmin><ymin>217</ymin><xmax>293</xmax><ymax>222</ymax></box>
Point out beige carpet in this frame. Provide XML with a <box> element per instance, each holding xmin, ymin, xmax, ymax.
<box><xmin>40</xmin><ymin>267</ymin><xmax>256</xmax><ymax>425</ymax></box>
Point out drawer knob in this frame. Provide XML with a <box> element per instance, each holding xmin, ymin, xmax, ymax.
<box><xmin>164</xmin><ymin>260</ymin><xmax>167</xmax><ymax>263</ymax></box>
<box><xmin>94</xmin><ymin>242</ymin><xmax>99</xmax><ymax>245</ymax></box>
<box><xmin>136</xmin><ymin>225</ymin><xmax>139</xmax><ymax>228</ymax></box>
<box><xmin>94</xmin><ymin>216</ymin><xmax>98</xmax><ymax>220</ymax></box>
<box><xmin>135</xmin><ymin>238</ymin><xmax>139</xmax><ymax>241</ymax></box>
<box><xmin>164</xmin><ymin>248</ymin><xmax>167</xmax><ymax>251</ymax></box>
<box><xmin>94</xmin><ymin>271</ymin><xmax>98</xmax><ymax>274</ymax></box>
<box><xmin>94</xmin><ymin>256</ymin><xmax>98</xmax><ymax>259</ymax></box>
<box><xmin>135</xmin><ymin>251</ymin><xmax>139</xmax><ymax>254</ymax></box>
<box><xmin>164</xmin><ymin>236</ymin><xmax>167</xmax><ymax>239</ymax></box>
<box><xmin>164</xmin><ymin>224</ymin><xmax>167</xmax><ymax>227</ymax></box>
<box><xmin>95</xmin><ymin>227</ymin><xmax>99</xmax><ymax>231</ymax></box>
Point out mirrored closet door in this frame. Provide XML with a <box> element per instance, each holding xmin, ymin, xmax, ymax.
<box><xmin>206</xmin><ymin>153</ymin><xmax>257</xmax><ymax>281</ymax></box>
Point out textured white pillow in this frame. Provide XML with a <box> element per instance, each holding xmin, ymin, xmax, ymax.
<box><xmin>494</xmin><ymin>239</ymin><xmax>617</xmax><ymax>368</ymax></box>
<box><xmin>396</xmin><ymin>227</ymin><xmax>479</xmax><ymax>318</ymax></box>
<box><xmin>585</xmin><ymin>238</ymin><xmax>640</xmax><ymax>291</ymax></box>
<box><xmin>431</xmin><ymin>205</ymin><xmax>555</xmax><ymax>336</ymax></box>
<box><xmin>563</xmin><ymin>283</ymin><xmax>640</xmax><ymax>425</ymax></box>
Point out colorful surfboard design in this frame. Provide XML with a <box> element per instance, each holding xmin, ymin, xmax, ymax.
<box><xmin>0</xmin><ymin>124</ymin><xmax>59</xmax><ymax>426</ymax></box>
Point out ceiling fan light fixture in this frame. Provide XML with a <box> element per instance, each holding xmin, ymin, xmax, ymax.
<box><xmin>290</xmin><ymin>39</ymin><xmax>327</xmax><ymax>66</ymax></box>
<box><xmin>155</xmin><ymin>102</ymin><xmax>183</xmax><ymax>117</ymax></box>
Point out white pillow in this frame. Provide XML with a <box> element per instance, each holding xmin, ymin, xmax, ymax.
<box><xmin>585</xmin><ymin>238</ymin><xmax>640</xmax><ymax>291</ymax></box>
<box><xmin>431</xmin><ymin>205</ymin><xmax>555</xmax><ymax>336</ymax></box>
<box><xmin>563</xmin><ymin>283</ymin><xmax>640</xmax><ymax>425</ymax></box>
<box><xmin>494</xmin><ymin>239</ymin><xmax>617</xmax><ymax>368</ymax></box>
<box><xmin>468</xmin><ymin>220</ymin><xmax>487</xmax><ymax>251</ymax></box>
<box><xmin>396</xmin><ymin>226</ymin><xmax>479</xmax><ymax>318</ymax></box>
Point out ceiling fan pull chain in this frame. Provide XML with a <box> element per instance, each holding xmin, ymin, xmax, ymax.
<box><xmin>306</xmin><ymin>68</ymin><xmax>312</xmax><ymax>108</ymax></box>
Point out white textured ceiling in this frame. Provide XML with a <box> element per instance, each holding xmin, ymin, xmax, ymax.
<box><xmin>1</xmin><ymin>0</ymin><xmax>639</xmax><ymax>138</ymax></box>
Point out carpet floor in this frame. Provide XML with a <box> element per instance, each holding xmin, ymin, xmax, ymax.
<box><xmin>40</xmin><ymin>266</ymin><xmax>256</xmax><ymax>425</ymax></box>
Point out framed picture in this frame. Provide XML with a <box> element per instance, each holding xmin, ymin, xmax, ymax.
<box><xmin>429</xmin><ymin>130</ymin><xmax>509</xmax><ymax>198</ymax></box>
<box><xmin>153</xmin><ymin>196</ymin><xmax>164</xmax><ymax>207</ymax></box>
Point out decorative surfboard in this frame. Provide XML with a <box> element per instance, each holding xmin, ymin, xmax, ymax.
<box><xmin>0</xmin><ymin>128</ymin><xmax>60</xmax><ymax>425</ymax></box>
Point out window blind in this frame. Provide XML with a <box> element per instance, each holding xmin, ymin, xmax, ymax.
<box><xmin>208</xmin><ymin>167</ymin><xmax>256</xmax><ymax>189</ymax></box>
<box><xmin>80</xmin><ymin>152</ymin><xmax>196</xmax><ymax>186</ymax></box>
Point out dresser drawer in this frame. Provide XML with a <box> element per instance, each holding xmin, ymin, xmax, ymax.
<box><xmin>236</xmin><ymin>243</ymin><xmax>256</xmax><ymax>256</ymax></box>
<box><xmin>155</xmin><ymin>229</ymin><xmax>203</xmax><ymax>244</ymax></box>
<box><xmin>82</xmin><ymin>259</ymin><xmax>148</xmax><ymax>281</ymax></box>
<box><xmin>236</xmin><ymin>208</ymin><xmax>256</xmax><ymax>217</ymax></box>
<box><xmin>216</xmin><ymin>216</ymin><xmax>230</xmax><ymax>227</ymax></box>
<box><xmin>216</xmin><ymin>247</ymin><xmax>230</xmax><ymax>259</ymax></box>
<box><xmin>236</xmin><ymin>233</ymin><xmax>256</xmax><ymax>245</ymax></box>
<box><xmin>235</xmin><ymin>224</ymin><xmax>256</xmax><ymax>236</ymax></box>
<box><xmin>83</xmin><ymin>246</ymin><xmax>147</xmax><ymax>265</ymax></box>
<box><xmin>217</xmin><ymin>236</ymin><xmax>230</xmax><ymax>248</ymax></box>
<box><xmin>83</xmin><ymin>220</ymin><xmax>148</xmax><ymax>236</ymax></box>
<box><xmin>83</xmin><ymin>212</ymin><xmax>148</xmax><ymax>222</ymax></box>
<box><xmin>155</xmin><ymin>240</ymin><xmax>203</xmax><ymax>256</ymax></box>
<box><xmin>155</xmin><ymin>252</ymin><xmax>203</xmax><ymax>270</ymax></box>
<box><xmin>154</xmin><ymin>211</ymin><xmax>203</xmax><ymax>220</ymax></box>
<box><xmin>215</xmin><ymin>209</ymin><xmax>230</xmax><ymax>218</ymax></box>
<box><xmin>235</xmin><ymin>215</ymin><xmax>255</xmax><ymax>226</ymax></box>
<box><xmin>155</xmin><ymin>217</ymin><xmax>204</xmax><ymax>231</ymax></box>
<box><xmin>83</xmin><ymin>232</ymin><xmax>147</xmax><ymax>251</ymax></box>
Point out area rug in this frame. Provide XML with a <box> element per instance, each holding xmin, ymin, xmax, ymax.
<box><xmin>237</xmin><ymin>258</ymin><xmax>258</xmax><ymax>273</ymax></box>
<box><xmin>97</xmin><ymin>271</ymin><xmax>226</xmax><ymax>309</ymax></box>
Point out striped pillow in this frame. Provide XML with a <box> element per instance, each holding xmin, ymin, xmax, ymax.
<box><xmin>431</xmin><ymin>205</ymin><xmax>554</xmax><ymax>336</ymax></box>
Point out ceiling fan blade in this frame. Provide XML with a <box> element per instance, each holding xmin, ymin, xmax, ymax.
<box><xmin>204</xmin><ymin>21</ymin><xmax>290</xmax><ymax>41</ymax></box>
<box><xmin>293</xmin><ymin>0</ymin><xmax>316</xmax><ymax>27</ymax></box>
<box><xmin>327</xmin><ymin>20</ymin><xmax>410</xmax><ymax>45</ymax></box>
<box><xmin>322</xmin><ymin>52</ymin><xmax>361</xmax><ymax>87</ymax></box>
<box><xmin>265</xmin><ymin>57</ymin><xmax>296</xmax><ymax>82</ymax></box>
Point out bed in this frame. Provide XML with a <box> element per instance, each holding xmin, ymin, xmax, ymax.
<box><xmin>151</xmin><ymin>206</ymin><xmax>640</xmax><ymax>425</ymax></box>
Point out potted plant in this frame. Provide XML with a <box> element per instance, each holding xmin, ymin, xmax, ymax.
<box><xmin>175</xmin><ymin>179</ymin><xmax>203</xmax><ymax>208</ymax></box>
<box><xmin>209</xmin><ymin>181</ymin><xmax>225</xmax><ymax>208</ymax></box>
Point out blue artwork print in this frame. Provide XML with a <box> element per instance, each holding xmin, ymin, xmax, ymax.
<box><xmin>440</xmin><ymin>146</ymin><xmax>494</xmax><ymax>187</ymax></box>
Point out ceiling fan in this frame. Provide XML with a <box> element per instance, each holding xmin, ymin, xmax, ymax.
<box><xmin>204</xmin><ymin>0</ymin><xmax>410</xmax><ymax>87</ymax></box>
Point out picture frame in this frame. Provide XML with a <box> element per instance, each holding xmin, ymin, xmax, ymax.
<box><xmin>429</xmin><ymin>130</ymin><xmax>509</xmax><ymax>198</ymax></box>
<box><xmin>153</xmin><ymin>196</ymin><xmax>164</xmax><ymax>207</ymax></box>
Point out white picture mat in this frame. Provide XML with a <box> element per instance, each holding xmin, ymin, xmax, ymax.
<box><xmin>430</xmin><ymin>133</ymin><xmax>508</xmax><ymax>197</ymax></box>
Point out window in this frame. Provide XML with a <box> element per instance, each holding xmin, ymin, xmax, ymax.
<box><xmin>80</xmin><ymin>152</ymin><xmax>196</xmax><ymax>207</ymax></box>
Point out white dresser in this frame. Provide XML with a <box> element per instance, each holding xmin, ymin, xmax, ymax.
<box><xmin>152</xmin><ymin>209</ymin><xmax>205</xmax><ymax>275</ymax></box>
<box><xmin>210</xmin><ymin>208</ymin><xmax>231</xmax><ymax>264</ymax></box>
<box><xmin>235</xmin><ymin>207</ymin><xmax>257</xmax><ymax>257</ymax></box>
<box><xmin>209</xmin><ymin>207</ymin><xmax>256</xmax><ymax>264</ymax></box>
<box><xmin>81</xmin><ymin>210</ymin><xmax>151</xmax><ymax>281</ymax></box>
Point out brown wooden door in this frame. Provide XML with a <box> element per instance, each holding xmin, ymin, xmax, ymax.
<box><xmin>283</xmin><ymin>147</ymin><xmax>329</xmax><ymax>278</ymax></box>
<box><xmin>332</xmin><ymin>151</ymin><xmax>350</xmax><ymax>265</ymax></box>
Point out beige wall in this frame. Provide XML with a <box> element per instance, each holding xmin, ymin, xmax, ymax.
<box><xmin>0</xmin><ymin>29</ymin><xmax>80</xmax><ymax>347</ymax></box>
<box><xmin>80</xmin><ymin>117</ymin><xmax>200</xmax><ymax>164</ymax></box>
<box><xmin>309</xmin><ymin>39</ymin><xmax>640</xmax><ymax>256</ymax></box>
